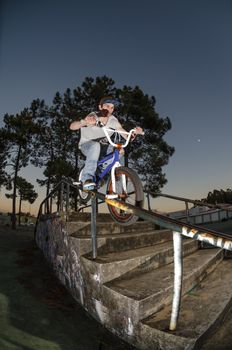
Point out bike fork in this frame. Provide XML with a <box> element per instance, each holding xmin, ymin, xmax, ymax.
<box><xmin>105</xmin><ymin>163</ymin><xmax>127</xmax><ymax>200</ymax></box>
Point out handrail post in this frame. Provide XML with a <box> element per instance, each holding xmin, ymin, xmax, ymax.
<box><xmin>147</xmin><ymin>192</ymin><xmax>151</xmax><ymax>211</ymax></box>
<box><xmin>169</xmin><ymin>230</ymin><xmax>183</xmax><ymax>331</ymax></box>
<box><xmin>91</xmin><ymin>193</ymin><xmax>97</xmax><ymax>259</ymax></box>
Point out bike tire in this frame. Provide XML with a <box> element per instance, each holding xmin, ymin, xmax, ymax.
<box><xmin>78</xmin><ymin>166</ymin><xmax>92</xmax><ymax>204</ymax></box>
<box><xmin>106</xmin><ymin>166</ymin><xmax>144</xmax><ymax>225</ymax></box>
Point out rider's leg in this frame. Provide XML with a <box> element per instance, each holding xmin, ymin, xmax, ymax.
<box><xmin>79</xmin><ymin>141</ymin><xmax>101</xmax><ymax>184</ymax></box>
<box><xmin>103</xmin><ymin>145</ymin><xmax>114</xmax><ymax>168</ymax></box>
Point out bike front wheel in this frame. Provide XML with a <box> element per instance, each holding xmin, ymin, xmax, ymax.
<box><xmin>106</xmin><ymin>166</ymin><xmax>144</xmax><ymax>225</ymax></box>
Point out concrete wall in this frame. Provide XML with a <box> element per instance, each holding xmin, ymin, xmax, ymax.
<box><xmin>35</xmin><ymin>213</ymin><xmax>87</xmax><ymax>306</ymax></box>
<box><xmin>35</xmin><ymin>213</ymin><xmax>153</xmax><ymax>349</ymax></box>
<box><xmin>35</xmin><ymin>213</ymin><xmax>111</xmax><ymax>327</ymax></box>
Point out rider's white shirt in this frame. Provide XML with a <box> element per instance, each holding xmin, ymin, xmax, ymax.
<box><xmin>79</xmin><ymin>114</ymin><xmax>122</xmax><ymax>146</ymax></box>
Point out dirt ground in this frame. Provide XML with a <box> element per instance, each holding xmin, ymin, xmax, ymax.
<box><xmin>0</xmin><ymin>225</ymin><xmax>135</xmax><ymax>350</ymax></box>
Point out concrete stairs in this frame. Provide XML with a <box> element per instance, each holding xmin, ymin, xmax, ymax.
<box><xmin>142</xmin><ymin>259</ymin><xmax>232</xmax><ymax>350</ymax></box>
<box><xmin>64</xmin><ymin>213</ymin><xmax>232</xmax><ymax>349</ymax></box>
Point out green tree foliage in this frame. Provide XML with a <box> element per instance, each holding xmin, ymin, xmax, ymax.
<box><xmin>33</xmin><ymin>76</ymin><xmax>174</xmax><ymax>204</ymax></box>
<box><xmin>1</xmin><ymin>108</ymin><xmax>39</xmax><ymax>228</ymax></box>
<box><xmin>116</xmin><ymin>85</ymin><xmax>174</xmax><ymax>192</ymax></box>
<box><xmin>34</xmin><ymin>77</ymin><xmax>120</xmax><ymax>210</ymax></box>
<box><xmin>33</xmin><ymin>92</ymin><xmax>81</xmax><ymax>211</ymax></box>
<box><xmin>67</xmin><ymin>76</ymin><xmax>174</xmax><ymax>193</ymax></box>
<box><xmin>6</xmin><ymin>176</ymin><xmax>38</xmax><ymax>226</ymax></box>
<box><xmin>205</xmin><ymin>188</ymin><xmax>232</xmax><ymax>204</ymax></box>
<box><xmin>0</xmin><ymin>130</ymin><xmax>10</xmax><ymax>189</ymax></box>
<box><xmin>1</xmin><ymin>75</ymin><xmax>175</xmax><ymax>216</ymax></box>
<box><xmin>29</xmin><ymin>98</ymin><xmax>57</xmax><ymax>202</ymax></box>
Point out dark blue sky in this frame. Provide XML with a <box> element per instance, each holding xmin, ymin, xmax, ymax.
<box><xmin>1</xmin><ymin>0</ymin><xmax>232</xmax><ymax>213</ymax></box>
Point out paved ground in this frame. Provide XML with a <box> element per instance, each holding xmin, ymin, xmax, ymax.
<box><xmin>0</xmin><ymin>225</ymin><xmax>135</xmax><ymax>350</ymax></box>
<box><xmin>200</xmin><ymin>307</ymin><xmax>232</xmax><ymax>350</ymax></box>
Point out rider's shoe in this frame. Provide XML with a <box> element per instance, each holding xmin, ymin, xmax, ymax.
<box><xmin>83</xmin><ymin>179</ymin><xmax>96</xmax><ymax>191</ymax></box>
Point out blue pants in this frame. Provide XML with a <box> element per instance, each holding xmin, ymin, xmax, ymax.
<box><xmin>79</xmin><ymin>141</ymin><xmax>113</xmax><ymax>183</ymax></box>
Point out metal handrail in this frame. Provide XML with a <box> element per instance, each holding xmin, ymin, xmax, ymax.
<box><xmin>78</xmin><ymin>199</ymin><xmax>105</xmax><ymax>212</ymax></box>
<box><xmin>100</xmin><ymin>192</ymin><xmax>232</xmax><ymax>331</ymax></box>
<box><xmin>145</xmin><ymin>190</ymin><xmax>232</xmax><ymax>211</ymax></box>
<box><xmin>34</xmin><ymin>179</ymin><xmax>77</xmax><ymax>237</ymax></box>
<box><xmin>35</xmin><ymin>181</ymin><xmax>232</xmax><ymax>332</ymax></box>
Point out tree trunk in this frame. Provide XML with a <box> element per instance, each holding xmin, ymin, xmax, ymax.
<box><xmin>12</xmin><ymin>145</ymin><xmax>21</xmax><ymax>229</ymax></box>
<box><xmin>18</xmin><ymin>197</ymin><xmax>22</xmax><ymax>226</ymax></box>
<box><xmin>46</xmin><ymin>177</ymin><xmax>51</xmax><ymax>213</ymax></box>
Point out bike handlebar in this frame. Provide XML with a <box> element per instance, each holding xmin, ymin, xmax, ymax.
<box><xmin>102</xmin><ymin>127</ymin><xmax>144</xmax><ymax>148</ymax></box>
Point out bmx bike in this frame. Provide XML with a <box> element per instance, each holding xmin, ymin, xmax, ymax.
<box><xmin>77</xmin><ymin>127</ymin><xmax>144</xmax><ymax>225</ymax></box>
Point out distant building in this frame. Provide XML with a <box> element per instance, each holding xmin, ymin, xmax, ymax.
<box><xmin>168</xmin><ymin>204</ymin><xmax>232</xmax><ymax>225</ymax></box>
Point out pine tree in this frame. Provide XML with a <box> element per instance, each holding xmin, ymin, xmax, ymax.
<box><xmin>5</xmin><ymin>176</ymin><xmax>38</xmax><ymax>226</ymax></box>
<box><xmin>1</xmin><ymin>108</ymin><xmax>39</xmax><ymax>228</ymax></box>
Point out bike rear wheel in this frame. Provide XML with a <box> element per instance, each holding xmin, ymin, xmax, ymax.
<box><xmin>106</xmin><ymin>166</ymin><xmax>144</xmax><ymax>225</ymax></box>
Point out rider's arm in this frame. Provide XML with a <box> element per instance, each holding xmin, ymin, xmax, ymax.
<box><xmin>69</xmin><ymin>119</ymin><xmax>87</xmax><ymax>130</ymax></box>
<box><xmin>116</xmin><ymin>126</ymin><xmax>129</xmax><ymax>140</ymax></box>
<box><xmin>116</xmin><ymin>126</ymin><xmax>144</xmax><ymax>140</ymax></box>
<box><xmin>69</xmin><ymin>113</ymin><xmax>97</xmax><ymax>130</ymax></box>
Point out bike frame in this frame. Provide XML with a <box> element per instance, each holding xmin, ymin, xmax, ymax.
<box><xmin>96</xmin><ymin>148</ymin><xmax>123</xmax><ymax>193</ymax></box>
<box><xmin>94</xmin><ymin>128</ymin><xmax>136</xmax><ymax>195</ymax></box>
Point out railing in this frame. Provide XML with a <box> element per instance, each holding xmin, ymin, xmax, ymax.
<box><xmin>35</xmin><ymin>181</ymin><xmax>232</xmax><ymax>332</ymax></box>
<box><xmin>145</xmin><ymin>191</ymin><xmax>232</xmax><ymax>220</ymax></box>
<box><xmin>34</xmin><ymin>180</ymin><xmax>74</xmax><ymax>237</ymax></box>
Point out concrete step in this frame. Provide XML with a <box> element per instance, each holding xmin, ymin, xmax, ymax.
<box><xmin>69</xmin><ymin>211</ymin><xmax>156</xmax><ymax>225</ymax></box>
<box><xmin>68</xmin><ymin>212</ymin><xmax>115</xmax><ymax>222</ymax></box>
<box><xmin>102</xmin><ymin>248</ymin><xmax>224</xmax><ymax>322</ymax></box>
<box><xmin>140</xmin><ymin>259</ymin><xmax>232</xmax><ymax>350</ymax></box>
<box><xmin>67</xmin><ymin>220</ymin><xmax>156</xmax><ymax>236</ymax></box>
<box><xmin>82</xmin><ymin>238</ymin><xmax>198</xmax><ymax>284</ymax></box>
<box><xmin>95</xmin><ymin>229</ymin><xmax>172</xmax><ymax>255</ymax></box>
<box><xmin>69</xmin><ymin>229</ymin><xmax>172</xmax><ymax>257</ymax></box>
